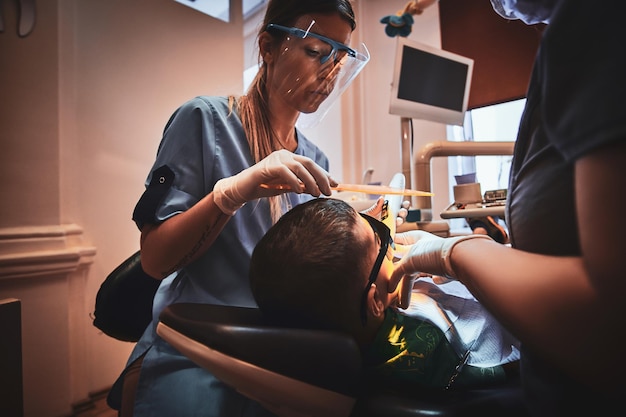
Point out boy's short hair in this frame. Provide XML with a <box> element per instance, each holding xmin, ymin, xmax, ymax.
<box><xmin>250</xmin><ymin>198</ymin><xmax>371</xmax><ymax>332</ymax></box>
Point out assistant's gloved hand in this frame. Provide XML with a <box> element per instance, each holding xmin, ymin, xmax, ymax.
<box><xmin>361</xmin><ymin>197</ymin><xmax>409</xmax><ymax>227</ymax></box>
<box><xmin>389</xmin><ymin>230</ymin><xmax>493</xmax><ymax>292</ymax></box>
<box><xmin>397</xmin><ymin>200</ymin><xmax>410</xmax><ymax>227</ymax></box>
<box><xmin>213</xmin><ymin>150</ymin><xmax>336</xmax><ymax>215</ymax></box>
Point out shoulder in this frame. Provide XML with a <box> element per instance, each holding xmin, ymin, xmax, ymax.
<box><xmin>540</xmin><ymin>1</ymin><xmax>626</xmax><ymax>159</ymax></box>
<box><xmin>176</xmin><ymin>96</ymin><xmax>232</xmax><ymax>116</ymax></box>
<box><xmin>165</xmin><ymin>96</ymin><xmax>241</xmax><ymax>132</ymax></box>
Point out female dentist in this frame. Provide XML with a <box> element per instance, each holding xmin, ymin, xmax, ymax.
<box><xmin>106</xmin><ymin>1</ymin><xmax>369</xmax><ymax>416</ymax></box>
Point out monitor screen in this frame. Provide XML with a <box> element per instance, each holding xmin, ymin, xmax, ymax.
<box><xmin>389</xmin><ymin>37</ymin><xmax>474</xmax><ymax>126</ymax></box>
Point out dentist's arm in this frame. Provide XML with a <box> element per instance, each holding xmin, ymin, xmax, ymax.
<box><xmin>213</xmin><ymin>150</ymin><xmax>336</xmax><ymax>215</ymax></box>
<box><xmin>140</xmin><ymin>150</ymin><xmax>336</xmax><ymax>279</ymax></box>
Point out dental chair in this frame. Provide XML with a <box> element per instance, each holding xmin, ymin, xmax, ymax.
<box><xmin>157</xmin><ymin>303</ymin><xmax>529</xmax><ymax>417</ymax></box>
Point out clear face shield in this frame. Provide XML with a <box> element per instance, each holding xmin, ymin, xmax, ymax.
<box><xmin>265</xmin><ymin>18</ymin><xmax>370</xmax><ymax>129</ymax></box>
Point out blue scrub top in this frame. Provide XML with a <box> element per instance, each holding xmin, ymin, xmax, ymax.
<box><xmin>108</xmin><ymin>96</ymin><xmax>330</xmax><ymax>416</ymax></box>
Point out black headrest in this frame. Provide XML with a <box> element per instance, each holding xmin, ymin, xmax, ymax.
<box><xmin>159</xmin><ymin>303</ymin><xmax>363</xmax><ymax>397</ymax></box>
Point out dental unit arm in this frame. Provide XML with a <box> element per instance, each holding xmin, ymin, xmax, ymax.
<box><xmin>414</xmin><ymin>139</ymin><xmax>514</xmax><ymax>209</ymax></box>
<box><xmin>395</xmin><ymin>139</ymin><xmax>515</xmax><ymax>306</ymax></box>
<box><xmin>403</xmin><ymin>136</ymin><xmax>515</xmax><ymax>221</ymax></box>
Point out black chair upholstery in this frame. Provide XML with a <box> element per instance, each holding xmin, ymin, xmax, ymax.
<box><xmin>157</xmin><ymin>303</ymin><xmax>529</xmax><ymax>417</ymax></box>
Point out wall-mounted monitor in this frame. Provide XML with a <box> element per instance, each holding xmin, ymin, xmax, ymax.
<box><xmin>389</xmin><ymin>37</ymin><xmax>474</xmax><ymax>126</ymax></box>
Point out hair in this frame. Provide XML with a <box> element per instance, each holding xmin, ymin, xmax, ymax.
<box><xmin>249</xmin><ymin>198</ymin><xmax>371</xmax><ymax>332</ymax></box>
<box><xmin>229</xmin><ymin>0</ymin><xmax>356</xmax><ymax>223</ymax></box>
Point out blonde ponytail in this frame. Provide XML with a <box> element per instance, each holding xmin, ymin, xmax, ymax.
<box><xmin>230</xmin><ymin>65</ymin><xmax>286</xmax><ymax>223</ymax></box>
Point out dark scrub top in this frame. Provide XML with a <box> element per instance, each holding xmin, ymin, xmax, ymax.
<box><xmin>506</xmin><ymin>0</ymin><xmax>625</xmax><ymax>415</ymax></box>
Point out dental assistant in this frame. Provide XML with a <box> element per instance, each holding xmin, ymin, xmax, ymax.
<box><xmin>106</xmin><ymin>1</ymin><xmax>368</xmax><ymax>416</ymax></box>
<box><xmin>390</xmin><ymin>0</ymin><xmax>625</xmax><ymax>415</ymax></box>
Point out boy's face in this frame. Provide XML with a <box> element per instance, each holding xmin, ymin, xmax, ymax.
<box><xmin>357</xmin><ymin>213</ymin><xmax>399</xmax><ymax>309</ymax></box>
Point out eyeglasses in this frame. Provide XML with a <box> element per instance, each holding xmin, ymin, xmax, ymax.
<box><xmin>266</xmin><ymin>23</ymin><xmax>357</xmax><ymax>65</ymax></box>
<box><xmin>359</xmin><ymin>213</ymin><xmax>394</xmax><ymax>325</ymax></box>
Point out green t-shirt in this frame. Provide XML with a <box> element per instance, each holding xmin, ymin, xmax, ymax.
<box><xmin>362</xmin><ymin>308</ymin><xmax>506</xmax><ymax>390</ymax></box>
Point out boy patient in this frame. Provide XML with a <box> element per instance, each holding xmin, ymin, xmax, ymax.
<box><xmin>249</xmin><ymin>198</ymin><xmax>519</xmax><ymax>390</ymax></box>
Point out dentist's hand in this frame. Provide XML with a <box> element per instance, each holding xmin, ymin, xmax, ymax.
<box><xmin>213</xmin><ymin>150</ymin><xmax>336</xmax><ymax>215</ymax></box>
<box><xmin>389</xmin><ymin>230</ymin><xmax>493</xmax><ymax>293</ymax></box>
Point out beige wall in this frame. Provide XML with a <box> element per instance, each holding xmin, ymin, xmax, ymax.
<box><xmin>1</xmin><ymin>0</ymin><xmax>248</xmax><ymax>415</ymax></box>
<box><xmin>0</xmin><ymin>1</ymin><xmax>448</xmax><ymax>416</ymax></box>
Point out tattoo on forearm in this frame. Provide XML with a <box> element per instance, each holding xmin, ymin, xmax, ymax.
<box><xmin>159</xmin><ymin>216</ymin><xmax>222</xmax><ymax>277</ymax></box>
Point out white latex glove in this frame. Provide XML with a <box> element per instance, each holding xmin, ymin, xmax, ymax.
<box><xmin>213</xmin><ymin>150</ymin><xmax>336</xmax><ymax>215</ymax></box>
<box><xmin>361</xmin><ymin>197</ymin><xmax>408</xmax><ymax>227</ymax></box>
<box><xmin>390</xmin><ymin>230</ymin><xmax>493</xmax><ymax>291</ymax></box>
<box><xmin>396</xmin><ymin>200</ymin><xmax>410</xmax><ymax>227</ymax></box>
